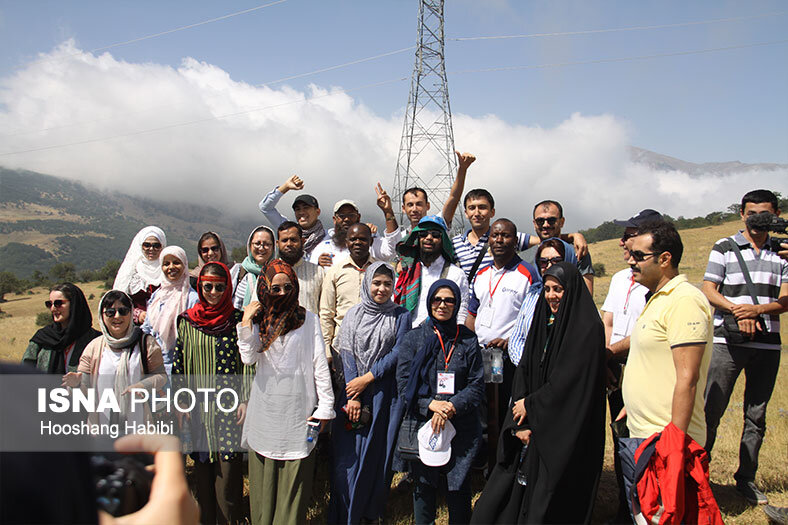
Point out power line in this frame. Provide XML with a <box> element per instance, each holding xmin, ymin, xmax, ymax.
<box><xmin>449</xmin><ymin>39</ymin><xmax>788</xmax><ymax>75</ymax></box>
<box><xmin>449</xmin><ymin>11</ymin><xmax>787</xmax><ymax>42</ymax></box>
<box><xmin>22</xmin><ymin>0</ymin><xmax>288</xmax><ymax>67</ymax></box>
<box><xmin>0</xmin><ymin>77</ymin><xmax>408</xmax><ymax>157</ymax></box>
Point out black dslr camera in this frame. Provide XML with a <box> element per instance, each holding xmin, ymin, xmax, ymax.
<box><xmin>745</xmin><ymin>212</ymin><xmax>788</xmax><ymax>253</ymax></box>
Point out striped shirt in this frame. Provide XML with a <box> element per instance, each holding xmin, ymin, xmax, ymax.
<box><xmin>507</xmin><ymin>284</ymin><xmax>542</xmax><ymax>366</ymax></box>
<box><xmin>704</xmin><ymin>231</ymin><xmax>788</xmax><ymax>350</ymax></box>
<box><xmin>451</xmin><ymin>229</ymin><xmax>531</xmax><ymax>279</ymax></box>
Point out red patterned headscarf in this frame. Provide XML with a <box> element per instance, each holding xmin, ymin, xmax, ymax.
<box><xmin>255</xmin><ymin>259</ymin><xmax>305</xmax><ymax>352</ymax></box>
<box><xmin>182</xmin><ymin>262</ymin><xmax>236</xmax><ymax>335</ymax></box>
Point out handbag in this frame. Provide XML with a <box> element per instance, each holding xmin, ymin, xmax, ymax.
<box><xmin>397</xmin><ymin>416</ymin><xmax>421</xmax><ymax>461</ymax></box>
<box><xmin>718</xmin><ymin>240</ymin><xmax>770</xmax><ymax>345</ymax></box>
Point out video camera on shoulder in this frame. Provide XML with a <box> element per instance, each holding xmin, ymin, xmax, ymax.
<box><xmin>745</xmin><ymin>212</ymin><xmax>788</xmax><ymax>253</ymax></box>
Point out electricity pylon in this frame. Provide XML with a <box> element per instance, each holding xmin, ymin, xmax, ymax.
<box><xmin>393</xmin><ymin>0</ymin><xmax>463</xmax><ymax>231</ymax></box>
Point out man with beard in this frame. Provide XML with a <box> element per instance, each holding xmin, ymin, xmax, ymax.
<box><xmin>276</xmin><ymin>221</ymin><xmax>325</xmax><ymax>315</ymax></box>
<box><xmin>319</xmin><ymin>223</ymin><xmax>375</xmax><ymax>355</ymax></box>
<box><xmin>310</xmin><ymin>188</ymin><xmax>401</xmax><ymax>268</ymax></box>
<box><xmin>259</xmin><ymin>175</ymin><xmax>327</xmax><ymax>260</ymax></box>
<box><xmin>394</xmin><ymin>215</ymin><xmax>469</xmax><ymax>328</ymax></box>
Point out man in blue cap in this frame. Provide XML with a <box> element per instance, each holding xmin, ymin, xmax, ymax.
<box><xmin>394</xmin><ymin>215</ymin><xmax>469</xmax><ymax>328</ymax></box>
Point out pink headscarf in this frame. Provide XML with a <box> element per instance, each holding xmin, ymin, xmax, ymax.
<box><xmin>146</xmin><ymin>246</ymin><xmax>191</xmax><ymax>350</ymax></box>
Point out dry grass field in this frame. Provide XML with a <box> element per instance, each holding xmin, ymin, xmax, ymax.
<box><xmin>1</xmin><ymin>219</ymin><xmax>785</xmax><ymax>523</ymax></box>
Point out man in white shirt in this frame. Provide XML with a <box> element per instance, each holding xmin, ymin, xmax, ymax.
<box><xmin>275</xmin><ymin>221</ymin><xmax>325</xmax><ymax>316</ymax></box>
<box><xmin>309</xmin><ymin>191</ymin><xmax>401</xmax><ymax>268</ymax></box>
<box><xmin>601</xmin><ymin>208</ymin><xmax>660</xmax><ymax>523</ymax></box>
<box><xmin>393</xmin><ymin>215</ymin><xmax>469</xmax><ymax>328</ymax></box>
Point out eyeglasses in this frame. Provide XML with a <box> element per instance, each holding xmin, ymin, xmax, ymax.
<box><xmin>103</xmin><ymin>307</ymin><xmax>131</xmax><ymax>317</ymax></box>
<box><xmin>202</xmin><ymin>283</ymin><xmax>226</xmax><ymax>293</ymax></box>
<box><xmin>621</xmin><ymin>232</ymin><xmax>637</xmax><ymax>243</ymax></box>
<box><xmin>534</xmin><ymin>217</ymin><xmax>559</xmax><ymax>227</ymax></box>
<box><xmin>629</xmin><ymin>250</ymin><xmax>658</xmax><ymax>262</ymax></box>
<box><xmin>270</xmin><ymin>283</ymin><xmax>294</xmax><ymax>294</ymax></box>
<box><xmin>142</xmin><ymin>242</ymin><xmax>162</xmax><ymax>249</ymax></box>
<box><xmin>537</xmin><ymin>256</ymin><xmax>563</xmax><ymax>267</ymax></box>
<box><xmin>251</xmin><ymin>241</ymin><xmax>273</xmax><ymax>249</ymax></box>
<box><xmin>45</xmin><ymin>300</ymin><xmax>68</xmax><ymax>309</ymax></box>
<box><xmin>417</xmin><ymin>229</ymin><xmax>442</xmax><ymax>239</ymax></box>
<box><xmin>335</xmin><ymin>213</ymin><xmax>358</xmax><ymax>221</ymax></box>
<box><xmin>200</xmin><ymin>245</ymin><xmax>221</xmax><ymax>254</ymax></box>
<box><xmin>431</xmin><ymin>296</ymin><xmax>457</xmax><ymax>306</ymax></box>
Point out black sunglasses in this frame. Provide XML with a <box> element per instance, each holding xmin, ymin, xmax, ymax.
<box><xmin>45</xmin><ymin>300</ymin><xmax>68</xmax><ymax>309</ymax></box>
<box><xmin>537</xmin><ymin>256</ymin><xmax>563</xmax><ymax>267</ymax></box>
<box><xmin>534</xmin><ymin>217</ymin><xmax>559</xmax><ymax>226</ymax></box>
<box><xmin>417</xmin><ymin>229</ymin><xmax>442</xmax><ymax>239</ymax></box>
<box><xmin>621</xmin><ymin>231</ymin><xmax>638</xmax><ymax>242</ymax></box>
<box><xmin>270</xmin><ymin>283</ymin><xmax>294</xmax><ymax>294</ymax></box>
<box><xmin>200</xmin><ymin>245</ymin><xmax>221</xmax><ymax>254</ymax></box>
<box><xmin>202</xmin><ymin>283</ymin><xmax>226</xmax><ymax>293</ymax></box>
<box><xmin>142</xmin><ymin>242</ymin><xmax>162</xmax><ymax>249</ymax></box>
<box><xmin>629</xmin><ymin>250</ymin><xmax>658</xmax><ymax>262</ymax></box>
<box><xmin>431</xmin><ymin>296</ymin><xmax>457</xmax><ymax>306</ymax></box>
<box><xmin>103</xmin><ymin>307</ymin><xmax>131</xmax><ymax>317</ymax></box>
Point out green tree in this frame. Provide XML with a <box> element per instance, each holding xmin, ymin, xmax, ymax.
<box><xmin>0</xmin><ymin>271</ymin><xmax>21</xmax><ymax>302</ymax></box>
<box><xmin>231</xmin><ymin>246</ymin><xmax>246</xmax><ymax>263</ymax></box>
<box><xmin>50</xmin><ymin>262</ymin><xmax>77</xmax><ymax>283</ymax></box>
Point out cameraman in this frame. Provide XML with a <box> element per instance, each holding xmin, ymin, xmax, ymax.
<box><xmin>701</xmin><ymin>189</ymin><xmax>788</xmax><ymax>506</ymax></box>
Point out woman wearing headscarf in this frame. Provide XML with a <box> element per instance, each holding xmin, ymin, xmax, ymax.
<box><xmin>327</xmin><ymin>261</ymin><xmax>411</xmax><ymax>525</ymax></box>
<box><xmin>508</xmin><ymin>237</ymin><xmax>577</xmax><ymax>367</ymax></box>
<box><xmin>190</xmin><ymin>231</ymin><xmax>240</xmax><ymax>291</ymax></box>
<box><xmin>113</xmin><ymin>226</ymin><xmax>167</xmax><ymax>325</ymax></box>
<box><xmin>471</xmin><ymin>262</ymin><xmax>606</xmax><ymax>524</ymax></box>
<box><xmin>172</xmin><ymin>261</ymin><xmax>248</xmax><ymax>525</ymax></box>
<box><xmin>396</xmin><ymin>279</ymin><xmax>484</xmax><ymax>525</ymax></box>
<box><xmin>141</xmin><ymin>246</ymin><xmax>198</xmax><ymax>375</ymax></box>
<box><xmin>233</xmin><ymin>225</ymin><xmax>276</xmax><ymax>309</ymax></box>
<box><xmin>62</xmin><ymin>290</ymin><xmax>167</xmax><ymax>427</ymax></box>
<box><xmin>23</xmin><ymin>283</ymin><xmax>100</xmax><ymax>374</ymax></box>
<box><xmin>238</xmin><ymin>259</ymin><xmax>334</xmax><ymax>525</ymax></box>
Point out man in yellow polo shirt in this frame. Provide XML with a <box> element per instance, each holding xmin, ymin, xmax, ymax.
<box><xmin>619</xmin><ymin>220</ymin><xmax>713</xmax><ymax>517</ymax></box>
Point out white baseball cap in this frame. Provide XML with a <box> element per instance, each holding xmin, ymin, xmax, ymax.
<box><xmin>418</xmin><ymin>419</ymin><xmax>456</xmax><ymax>467</ymax></box>
<box><xmin>333</xmin><ymin>199</ymin><xmax>359</xmax><ymax>214</ymax></box>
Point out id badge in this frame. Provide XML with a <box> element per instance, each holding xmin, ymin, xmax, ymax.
<box><xmin>437</xmin><ymin>371</ymin><xmax>455</xmax><ymax>395</ymax></box>
<box><xmin>478</xmin><ymin>305</ymin><xmax>494</xmax><ymax>328</ymax></box>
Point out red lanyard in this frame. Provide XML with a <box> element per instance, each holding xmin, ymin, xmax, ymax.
<box><xmin>623</xmin><ymin>274</ymin><xmax>636</xmax><ymax>315</ymax></box>
<box><xmin>488</xmin><ymin>268</ymin><xmax>509</xmax><ymax>300</ymax></box>
<box><xmin>434</xmin><ymin>325</ymin><xmax>459</xmax><ymax>371</ymax></box>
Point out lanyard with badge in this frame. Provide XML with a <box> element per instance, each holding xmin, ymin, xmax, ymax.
<box><xmin>435</xmin><ymin>325</ymin><xmax>459</xmax><ymax>395</ymax></box>
<box><xmin>478</xmin><ymin>267</ymin><xmax>509</xmax><ymax>328</ymax></box>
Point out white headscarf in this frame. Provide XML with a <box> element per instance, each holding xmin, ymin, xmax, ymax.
<box><xmin>146</xmin><ymin>246</ymin><xmax>190</xmax><ymax>351</ymax></box>
<box><xmin>113</xmin><ymin>226</ymin><xmax>167</xmax><ymax>295</ymax></box>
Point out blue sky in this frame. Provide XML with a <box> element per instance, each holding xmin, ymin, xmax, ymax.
<box><xmin>0</xmin><ymin>1</ymin><xmax>785</xmax><ymax>229</ymax></box>
<box><xmin>2</xmin><ymin>0</ymin><xmax>786</xmax><ymax>163</ymax></box>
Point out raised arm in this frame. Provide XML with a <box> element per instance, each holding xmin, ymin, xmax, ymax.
<box><xmin>442</xmin><ymin>151</ymin><xmax>476</xmax><ymax>228</ymax></box>
<box><xmin>258</xmin><ymin>175</ymin><xmax>303</xmax><ymax>227</ymax></box>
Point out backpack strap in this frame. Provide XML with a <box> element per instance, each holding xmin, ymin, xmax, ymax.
<box><xmin>467</xmin><ymin>240</ymin><xmax>489</xmax><ymax>282</ymax></box>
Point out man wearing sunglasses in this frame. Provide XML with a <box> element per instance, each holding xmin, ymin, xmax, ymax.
<box><xmin>619</xmin><ymin>220</ymin><xmax>715</xmax><ymax>519</ymax></box>
<box><xmin>394</xmin><ymin>215</ymin><xmax>469</xmax><ymax>329</ymax></box>
<box><xmin>600</xmin><ymin>208</ymin><xmax>661</xmax><ymax>523</ymax></box>
<box><xmin>701</xmin><ymin>189</ymin><xmax>788</xmax><ymax>506</ymax></box>
<box><xmin>309</xmin><ymin>192</ymin><xmax>401</xmax><ymax>268</ymax></box>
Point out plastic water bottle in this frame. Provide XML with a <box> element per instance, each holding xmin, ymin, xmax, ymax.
<box><xmin>306</xmin><ymin>421</ymin><xmax>320</xmax><ymax>443</ymax></box>
<box><xmin>490</xmin><ymin>347</ymin><xmax>504</xmax><ymax>384</ymax></box>
<box><xmin>516</xmin><ymin>443</ymin><xmax>528</xmax><ymax>486</ymax></box>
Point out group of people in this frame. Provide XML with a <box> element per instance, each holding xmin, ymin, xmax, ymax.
<box><xmin>21</xmin><ymin>153</ymin><xmax>787</xmax><ymax>525</ymax></box>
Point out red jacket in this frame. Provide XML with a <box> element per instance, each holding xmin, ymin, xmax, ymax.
<box><xmin>633</xmin><ymin>423</ymin><xmax>723</xmax><ymax>525</ymax></box>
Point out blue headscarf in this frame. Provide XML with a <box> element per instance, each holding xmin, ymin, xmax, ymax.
<box><xmin>403</xmin><ymin>279</ymin><xmax>462</xmax><ymax>415</ymax></box>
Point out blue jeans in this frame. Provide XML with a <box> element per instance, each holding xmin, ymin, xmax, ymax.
<box><xmin>617</xmin><ymin>436</ymin><xmax>646</xmax><ymax>523</ymax></box>
<box><xmin>413</xmin><ymin>478</ymin><xmax>471</xmax><ymax>525</ymax></box>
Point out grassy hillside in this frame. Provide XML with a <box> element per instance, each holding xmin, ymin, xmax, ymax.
<box><xmin>0</xmin><ymin>168</ymin><xmax>260</xmax><ymax>276</ymax></box>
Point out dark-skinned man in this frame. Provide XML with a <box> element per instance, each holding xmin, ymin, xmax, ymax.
<box><xmin>275</xmin><ymin>220</ymin><xmax>325</xmax><ymax>315</ymax></box>
<box><xmin>465</xmin><ymin>218</ymin><xmax>541</xmax><ymax>469</ymax></box>
<box><xmin>310</xmin><ymin>184</ymin><xmax>400</xmax><ymax>268</ymax></box>
<box><xmin>619</xmin><ymin>220</ymin><xmax>717</xmax><ymax>521</ymax></box>
<box><xmin>319</xmin><ymin>223</ymin><xmax>375</xmax><ymax>357</ymax></box>
<box><xmin>393</xmin><ymin>215</ymin><xmax>469</xmax><ymax>328</ymax></box>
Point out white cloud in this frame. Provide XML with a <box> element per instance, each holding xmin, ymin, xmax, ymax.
<box><xmin>1</xmin><ymin>40</ymin><xmax>785</xmax><ymax>232</ymax></box>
